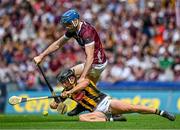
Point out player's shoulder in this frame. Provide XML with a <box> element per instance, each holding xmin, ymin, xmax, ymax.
<box><xmin>81</xmin><ymin>21</ymin><xmax>95</xmax><ymax>30</ymax></box>
<box><xmin>82</xmin><ymin>21</ymin><xmax>92</xmax><ymax>26</ymax></box>
<box><xmin>81</xmin><ymin>21</ymin><xmax>96</xmax><ymax>36</ymax></box>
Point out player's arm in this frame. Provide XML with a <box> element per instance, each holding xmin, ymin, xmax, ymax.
<box><xmin>42</xmin><ymin>35</ymin><xmax>68</xmax><ymax>57</ymax></box>
<box><xmin>79</xmin><ymin>42</ymin><xmax>94</xmax><ymax>81</ymax></box>
<box><xmin>62</xmin><ymin>79</ymin><xmax>90</xmax><ymax>97</ymax></box>
<box><xmin>34</xmin><ymin>35</ymin><xmax>69</xmax><ymax>64</ymax></box>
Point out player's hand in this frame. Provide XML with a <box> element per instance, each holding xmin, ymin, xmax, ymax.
<box><xmin>61</xmin><ymin>91</ymin><xmax>69</xmax><ymax>98</ymax></box>
<box><xmin>61</xmin><ymin>91</ymin><xmax>72</xmax><ymax>98</ymax></box>
<box><xmin>33</xmin><ymin>55</ymin><xmax>44</xmax><ymax>65</ymax></box>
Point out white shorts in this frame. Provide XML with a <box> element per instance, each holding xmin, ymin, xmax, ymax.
<box><xmin>95</xmin><ymin>96</ymin><xmax>111</xmax><ymax>114</ymax></box>
<box><xmin>81</xmin><ymin>60</ymin><xmax>108</xmax><ymax>79</ymax></box>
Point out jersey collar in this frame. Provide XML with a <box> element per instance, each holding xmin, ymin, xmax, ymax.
<box><xmin>77</xmin><ymin>21</ymin><xmax>83</xmax><ymax>34</ymax></box>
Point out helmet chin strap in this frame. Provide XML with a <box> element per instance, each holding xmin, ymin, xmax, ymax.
<box><xmin>67</xmin><ymin>77</ymin><xmax>76</xmax><ymax>97</ymax></box>
<box><xmin>68</xmin><ymin>77</ymin><xmax>74</xmax><ymax>84</ymax></box>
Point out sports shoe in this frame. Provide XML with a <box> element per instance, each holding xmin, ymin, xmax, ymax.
<box><xmin>112</xmin><ymin>114</ymin><xmax>127</xmax><ymax>121</ymax></box>
<box><xmin>107</xmin><ymin>114</ymin><xmax>127</xmax><ymax>122</ymax></box>
<box><xmin>161</xmin><ymin>111</ymin><xmax>176</xmax><ymax>121</ymax></box>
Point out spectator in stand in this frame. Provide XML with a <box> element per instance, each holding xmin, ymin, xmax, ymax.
<box><xmin>158</xmin><ymin>49</ymin><xmax>174</xmax><ymax>70</ymax></box>
<box><xmin>174</xmin><ymin>65</ymin><xmax>180</xmax><ymax>81</ymax></box>
<box><xmin>110</xmin><ymin>56</ymin><xmax>134</xmax><ymax>82</ymax></box>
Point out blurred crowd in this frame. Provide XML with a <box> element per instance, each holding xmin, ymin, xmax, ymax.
<box><xmin>0</xmin><ymin>0</ymin><xmax>179</xmax><ymax>90</ymax></box>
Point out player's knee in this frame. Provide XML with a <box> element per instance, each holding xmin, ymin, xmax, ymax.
<box><xmin>50</xmin><ymin>101</ymin><xmax>58</xmax><ymax>109</ymax></box>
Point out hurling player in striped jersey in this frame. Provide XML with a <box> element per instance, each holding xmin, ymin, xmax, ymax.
<box><xmin>59</xmin><ymin>69</ymin><xmax>175</xmax><ymax>122</ymax></box>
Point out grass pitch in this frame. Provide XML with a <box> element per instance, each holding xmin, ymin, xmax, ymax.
<box><xmin>0</xmin><ymin>114</ymin><xmax>179</xmax><ymax>130</ymax></box>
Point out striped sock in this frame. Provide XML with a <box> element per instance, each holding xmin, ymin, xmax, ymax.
<box><xmin>160</xmin><ymin>110</ymin><xmax>164</xmax><ymax>116</ymax></box>
<box><xmin>155</xmin><ymin>109</ymin><xmax>161</xmax><ymax>115</ymax></box>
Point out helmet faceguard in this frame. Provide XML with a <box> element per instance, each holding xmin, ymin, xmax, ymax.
<box><xmin>57</xmin><ymin>69</ymin><xmax>76</xmax><ymax>89</ymax></box>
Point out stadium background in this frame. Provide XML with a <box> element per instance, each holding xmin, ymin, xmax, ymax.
<box><xmin>0</xmin><ymin>0</ymin><xmax>180</xmax><ymax>115</ymax></box>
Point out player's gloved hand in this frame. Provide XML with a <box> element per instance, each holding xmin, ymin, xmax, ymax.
<box><xmin>33</xmin><ymin>54</ymin><xmax>44</xmax><ymax>65</ymax></box>
<box><xmin>61</xmin><ymin>91</ymin><xmax>71</xmax><ymax>98</ymax></box>
<box><xmin>50</xmin><ymin>101</ymin><xmax>58</xmax><ymax>109</ymax></box>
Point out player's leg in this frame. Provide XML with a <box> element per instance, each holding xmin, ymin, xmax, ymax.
<box><xmin>71</xmin><ymin>61</ymin><xmax>107</xmax><ymax>84</ymax></box>
<box><xmin>70</xmin><ymin>63</ymin><xmax>84</xmax><ymax>78</ymax></box>
<box><xmin>71</xmin><ymin>63</ymin><xmax>100</xmax><ymax>82</ymax></box>
<box><xmin>87</xmin><ymin>69</ymin><xmax>102</xmax><ymax>84</ymax></box>
<box><xmin>79</xmin><ymin>111</ymin><xmax>107</xmax><ymax>122</ymax></box>
<box><xmin>110</xmin><ymin>99</ymin><xmax>155</xmax><ymax>114</ymax></box>
<box><xmin>79</xmin><ymin>111</ymin><xmax>126</xmax><ymax>122</ymax></box>
<box><xmin>68</xmin><ymin>102</ymin><xmax>127</xmax><ymax>121</ymax></box>
<box><xmin>87</xmin><ymin>61</ymin><xmax>108</xmax><ymax>84</ymax></box>
<box><xmin>110</xmin><ymin>99</ymin><xmax>175</xmax><ymax>121</ymax></box>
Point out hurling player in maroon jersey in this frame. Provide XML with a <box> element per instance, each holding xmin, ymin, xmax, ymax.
<box><xmin>34</xmin><ymin>9</ymin><xmax>107</xmax><ymax>86</ymax></box>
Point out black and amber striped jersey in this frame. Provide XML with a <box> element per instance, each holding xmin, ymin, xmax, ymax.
<box><xmin>70</xmin><ymin>81</ymin><xmax>107</xmax><ymax>112</ymax></box>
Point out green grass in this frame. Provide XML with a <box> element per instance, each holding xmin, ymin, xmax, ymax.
<box><xmin>0</xmin><ymin>114</ymin><xmax>179</xmax><ymax>129</ymax></box>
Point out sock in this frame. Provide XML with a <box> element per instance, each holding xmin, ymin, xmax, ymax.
<box><xmin>155</xmin><ymin>109</ymin><xmax>164</xmax><ymax>115</ymax></box>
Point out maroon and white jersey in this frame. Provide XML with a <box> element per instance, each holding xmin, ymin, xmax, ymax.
<box><xmin>64</xmin><ymin>21</ymin><xmax>106</xmax><ymax>64</ymax></box>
